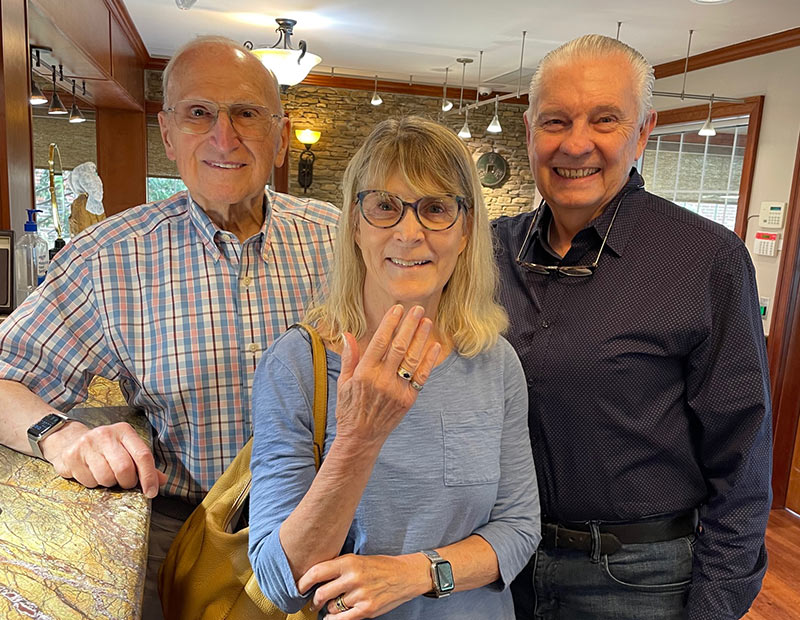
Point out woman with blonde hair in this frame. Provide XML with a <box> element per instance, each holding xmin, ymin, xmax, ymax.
<box><xmin>248</xmin><ymin>116</ymin><xmax>540</xmax><ymax>619</ymax></box>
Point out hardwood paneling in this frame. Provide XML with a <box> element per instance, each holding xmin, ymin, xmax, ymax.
<box><xmin>104</xmin><ymin>0</ymin><xmax>148</xmax><ymax>64</ymax></box>
<box><xmin>95</xmin><ymin>108</ymin><xmax>146</xmax><ymax>215</ymax></box>
<box><xmin>0</xmin><ymin>0</ymin><xmax>35</xmax><ymax>231</ymax></box>
<box><xmin>654</xmin><ymin>28</ymin><xmax>800</xmax><ymax>80</ymax></box>
<box><xmin>110</xmin><ymin>14</ymin><xmax>144</xmax><ymax>106</ymax></box>
<box><xmin>767</xmin><ymin>133</ymin><xmax>800</xmax><ymax>509</ymax></box>
<box><xmin>653</xmin><ymin>96</ymin><xmax>764</xmax><ymax>241</ymax></box>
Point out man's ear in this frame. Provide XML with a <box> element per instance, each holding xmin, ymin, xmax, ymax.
<box><xmin>272</xmin><ymin>116</ymin><xmax>291</xmax><ymax>169</ymax></box>
<box><xmin>636</xmin><ymin>109</ymin><xmax>658</xmax><ymax>159</ymax></box>
<box><xmin>158</xmin><ymin>111</ymin><xmax>177</xmax><ymax>162</ymax></box>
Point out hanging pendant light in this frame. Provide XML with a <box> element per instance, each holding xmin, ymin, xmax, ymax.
<box><xmin>441</xmin><ymin>67</ymin><xmax>453</xmax><ymax>112</ymax></box>
<box><xmin>698</xmin><ymin>94</ymin><xmax>716</xmax><ymax>137</ymax></box>
<box><xmin>48</xmin><ymin>66</ymin><xmax>67</xmax><ymax>115</ymax></box>
<box><xmin>457</xmin><ymin>109</ymin><xmax>471</xmax><ymax>140</ymax></box>
<box><xmin>68</xmin><ymin>80</ymin><xmax>86</xmax><ymax>123</ymax></box>
<box><xmin>30</xmin><ymin>78</ymin><xmax>48</xmax><ymax>106</ymax></box>
<box><xmin>370</xmin><ymin>75</ymin><xmax>383</xmax><ymax>106</ymax></box>
<box><xmin>487</xmin><ymin>95</ymin><xmax>502</xmax><ymax>133</ymax></box>
<box><xmin>246</xmin><ymin>18</ymin><xmax>321</xmax><ymax>88</ymax></box>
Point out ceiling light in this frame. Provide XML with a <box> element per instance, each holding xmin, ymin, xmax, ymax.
<box><xmin>441</xmin><ymin>67</ymin><xmax>453</xmax><ymax>112</ymax></box>
<box><xmin>175</xmin><ymin>0</ymin><xmax>198</xmax><ymax>9</ymax></box>
<box><xmin>68</xmin><ymin>80</ymin><xmax>86</xmax><ymax>123</ymax></box>
<box><xmin>690</xmin><ymin>0</ymin><xmax>732</xmax><ymax>4</ymax></box>
<box><xmin>47</xmin><ymin>66</ymin><xmax>67</xmax><ymax>115</ymax></box>
<box><xmin>30</xmin><ymin>79</ymin><xmax>48</xmax><ymax>105</ymax></box>
<box><xmin>698</xmin><ymin>94</ymin><xmax>716</xmax><ymax>137</ymax></box>
<box><xmin>457</xmin><ymin>110</ymin><xmax>471</xmax><ymax>140</ymax></box>
<box><xmin>487</xmin><ymin>96</ymin><xmax>502</xmax><ymax>133</ymax></box>
<box><xmin>370</xmin><ymin>75</ymin><xmax>383</xmax><ymax>106</ymax></box>
<box><xmin>456</xmin><ymin>57</ymin><xmax>473</xmax><ymax>111</ymax></box>
<box><xmin>246</xmin><ymin>18</ymin><xmax>321</xmax><ymax>88</ymax></box>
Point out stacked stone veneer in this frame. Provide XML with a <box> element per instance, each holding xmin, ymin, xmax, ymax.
<box><xmin>145</xmin><ymin>69</ymin><xmax>536</xmax><ymax>219</ymax></box>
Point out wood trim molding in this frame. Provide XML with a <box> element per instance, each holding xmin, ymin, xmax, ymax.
<box><xmin>653</xmin><ymin>27</ymin><xmax>800</xmax><ymax>79</ymax></box>
<box><xmin>104</xmin><ymin>0</ymin><xmax>149</xmax><ymax>64</ymax></box>
<box><xmin>766</xmin><ymin>131</ymin><xmax>800</xmax><ymax>508</ymax></box>
<box><xmin>653</xmin><ymin>95</ymin><xmax>764</xmax><ymax>240</ymax></box>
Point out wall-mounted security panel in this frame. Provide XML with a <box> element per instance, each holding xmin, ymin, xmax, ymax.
<box><xmin>753</xmin><ymin>231</ymin><xmax>779</xmax><ymax>257</ymax></box>
<box><xmin>758</xmin><ymin>202</ymin><xmax>787</xmax><ymax>228</ymax></box>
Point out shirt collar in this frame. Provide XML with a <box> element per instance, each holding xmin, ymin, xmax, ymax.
<box><xmin>532</xmin><ymin>168</ymin><xmax>644</xmax><ymax>259</ymax></box>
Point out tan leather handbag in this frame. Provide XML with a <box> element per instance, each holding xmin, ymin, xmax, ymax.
<box><xmin>158</xmin><ymin>323</ymin><xmax>326</xmax><ymax>620</ymax></box>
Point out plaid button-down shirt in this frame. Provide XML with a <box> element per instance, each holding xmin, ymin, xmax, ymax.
<box><xmin>0</xmin><ymin>190</ymin><xmax>338</xmax><ymax>502</ymax></box>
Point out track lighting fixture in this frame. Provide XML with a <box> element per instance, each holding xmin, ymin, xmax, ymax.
<box><xmin>370</xmin><ymin>75</ymin><xmax>383</xmax><ymax>106</ymax></box>
<box><xmin>47</xmin><ymin>66</ymin><xmax>67</xmax><ymax>115</ymax></box>
<box><xmin>68</xmin><ymin>80</ymin><xmax>86</xmax><ymax>123</ymax></box>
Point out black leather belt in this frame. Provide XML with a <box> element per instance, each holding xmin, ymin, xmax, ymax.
<box><xmin>152</xmin><ymin>495</ymin><xmax>200</xmax><ymax>522</ymax></box>
<box><xmin>540</xmin><ymin>510</ymin><xmax>698</xmax><ymax>556</ymax></box>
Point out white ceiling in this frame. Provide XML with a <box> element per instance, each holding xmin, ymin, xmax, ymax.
<box><xmin>124</xmin><ymin>0</ymin><xmax>800</xmax><ymax>92</ymax></box>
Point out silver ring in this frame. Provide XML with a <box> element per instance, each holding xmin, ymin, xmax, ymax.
<box><xmin>410</xmin><ymin>379</ymin><xmax>424</xmax><ymax>392</ymax></box>
<box><xmin>397</xmin><ymin>366</ymin><xmax>413</xmax><ymax>381</ymax></box>
<box><xmin>335</xmin><ymin>595</ymin><xmax>350</xmax><ymax>612</ymax></box>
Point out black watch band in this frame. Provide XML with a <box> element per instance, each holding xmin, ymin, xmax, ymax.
<box><xmin>27</xmin><ymin>412</ymin><xmax>72</xmax><ymax>460</ymax></box>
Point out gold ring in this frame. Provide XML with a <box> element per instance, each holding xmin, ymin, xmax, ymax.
<box><xmin>335</xmin><ymin>595</ymin><xmax>350</xmax><ymax>612</ymax></box>
<box><xmin>410</xmin><ymin>379</ymin><xmax>424</xmax><ymax>392</ymax></box>
<box><xmin>397</xmin><ymin>366</ymin><xmax>413</xmax><ymax>381</ymax></box>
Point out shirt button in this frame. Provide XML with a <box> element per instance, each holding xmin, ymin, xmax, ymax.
<box><xmin>541</xmin><ymin>320</ymin><xmax>550</xmax><ymax>328</ymax></box>
<box><xmin>248</xmin><ymin>343</ymin><xmax>260</xmax><ymax>353</ymax></box>
<box><xmin>241</xmin><ymin>276</ymin><xmax>252</xmax><ymax>288</ymax></box>
<box><xmin>220</xmin><ymin>233</ymin><xmax>232</xmax><ymax>243</ymax></box>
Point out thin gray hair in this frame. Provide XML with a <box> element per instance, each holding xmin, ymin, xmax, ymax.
<box><xmin>527</xmin><ymin>34</ymin><xmax>654</xmax><ymax>125</ymax></box>
<box><xmin>161</xmin><ymin>35</ymin><xmax>282</xmax><ymax>113</ymax></box>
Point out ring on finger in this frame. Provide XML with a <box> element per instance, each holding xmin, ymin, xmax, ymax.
<box><xmin>410</xmin><ymin>379</ymin><xmax>424</xmax><ymax>392</ymax></box>
<box><xmin>397</xmin><ymin>366</ymin><xmax>414</xmax><ymax>381</ymax></box>
<box><xmin>335</xmin><ymin>595</ymin><xmax>350</xmax><ymax>612</ymax></box>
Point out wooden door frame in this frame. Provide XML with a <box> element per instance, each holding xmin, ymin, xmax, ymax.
<box><xmin>767</xmin><ymin>130</ymin><xmax>800</xmax><ymax>508</ymax></box>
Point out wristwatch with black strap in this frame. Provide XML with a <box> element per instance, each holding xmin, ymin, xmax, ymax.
<box><xmin>27</xmin><ymin>412</ymin><xmax>73</xmax><ymax>460</ymax></box>
<box><xmin>420</xmin><ymin>549</ymin><xmax>454</xmax><ymax>598</ymax></box>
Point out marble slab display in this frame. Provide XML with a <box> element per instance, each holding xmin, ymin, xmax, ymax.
<box><xmin>0</xmin><ymin>405</ymin><xmax>151</xmax><ymax>619</ymax></box>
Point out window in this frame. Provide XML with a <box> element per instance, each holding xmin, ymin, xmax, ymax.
<box><xmin>33</xmin><ymin>168</ymin><xmax>76</xmax><ymax>245</ymax></box>
<box><xmin>640</xmin><ymin>118</ymin><xmax>748</xmax><ymax>232</ymax></box>
<box><xmin>147</xmin><ymin>176</ymin><xmax>187</xmax><ymax>202</ymax></box>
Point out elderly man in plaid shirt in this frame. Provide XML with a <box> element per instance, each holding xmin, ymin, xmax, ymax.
<box><xmin>0</xmin><ymin>36</ymin><xmax>339</xmax><ymax>616</ymax></box>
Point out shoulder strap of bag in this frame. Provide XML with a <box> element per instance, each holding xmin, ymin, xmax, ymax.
<box><xmin>294</xmin><ymin>322</ymin><xmax>327</xmax><ymax>471</ymax></box>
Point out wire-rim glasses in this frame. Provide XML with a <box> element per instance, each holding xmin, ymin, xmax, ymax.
<box><xmin>356</xmin><ymin>190</ymin><xmax>468</xmax><ymax>231</ymax></box>
<box><xmin>515</xmin><ymin>198</ymin><xmax>623</xmax><ymax>277</ymax></box>
<box><xmin>164</xmin><ymin>99</ymin><xmax>283</xmax><ymax>139</ymax></box>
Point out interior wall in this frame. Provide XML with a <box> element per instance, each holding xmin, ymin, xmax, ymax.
<box><xmin>653</xmin><ymin>46</ymin><xmax>800</xmax><ymax>334</ymax></box>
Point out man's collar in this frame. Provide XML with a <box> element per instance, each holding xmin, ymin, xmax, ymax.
<box><xmin>187</xmin><ymin>191</ymin><xmax>271</xmax><ymax>261</ymax></box>
<box><xmin>534</xmin><ymin>168</ymin><xmax>644</xmax><ymax>258</ymax></box>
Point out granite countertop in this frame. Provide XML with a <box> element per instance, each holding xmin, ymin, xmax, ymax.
<box><xmin>0</xmin><ymin>394</ymin><xmax>151</xmax><ymax>620</ymax></box>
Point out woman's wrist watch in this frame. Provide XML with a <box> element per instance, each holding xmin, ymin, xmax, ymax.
<box><xmin>27</xmin><ymin>412</ymin><xmax>72</xmax><ymax>460</ymax></box>
<box><xmin>419</xmin><ymin>549</ymin><xmax>454</xmax><ymax>598</ymax></box>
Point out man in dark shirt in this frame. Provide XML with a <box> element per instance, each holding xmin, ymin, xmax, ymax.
<box><xmin>494</xmin><ymin>34</ymin><xmax>771</xmax><ymax>620</ymax></box>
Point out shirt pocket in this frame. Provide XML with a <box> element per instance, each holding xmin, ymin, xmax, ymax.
<box><xmin>441</xmin><ymin>409</ymin><xmax>503</xmax><ymax>486</ymax></box>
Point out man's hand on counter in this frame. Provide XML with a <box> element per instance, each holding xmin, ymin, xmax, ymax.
<box><xmin>40</xmin><ymin>421</ymin><xmax>168</xmax><ymax>498</ymax></box>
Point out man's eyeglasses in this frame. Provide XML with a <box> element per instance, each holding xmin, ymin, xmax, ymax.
<box><xmin>356</xmin><ymin>190</ymin><xmax>468</xmax><ymax>231</ymax></box>
<box><xmin>164</xmin><ymin>99</ymin><xmax>283</xmax><ymax>139</ymax></box>
<box><xmin>515</xmin><ymin>198</ymin><xmax>623</xmax><ymax>277</ymax></box>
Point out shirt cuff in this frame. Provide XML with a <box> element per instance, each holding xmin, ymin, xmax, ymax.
<box><xmin>250</xmin><ymin>528</ymin><xmax>309</xmax><ymax>613</ymax></box>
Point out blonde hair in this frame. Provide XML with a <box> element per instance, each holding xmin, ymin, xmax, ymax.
<box><xmin>527</xmin><ymin>34</ymin><xmax>654</xmax><ymax>125</ymax></box>
<box><xmin>306</xmin><ymin>116</ymin><xmax>507</xmax><ymax>357</ymax></box>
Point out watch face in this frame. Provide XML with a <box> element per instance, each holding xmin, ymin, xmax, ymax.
<box><xmin>29</xmin><ymin>413</ymin><xmax>64</xmax><ymax>437</ymax></box>
<box><xmin>435</xmin><ymin>561</ymin><xmax>455</xmax><ymax>593</ymax></box>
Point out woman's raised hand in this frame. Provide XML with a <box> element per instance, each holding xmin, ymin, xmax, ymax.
<box><xmin>335</xmin><ymin>304</ymin><xmax>441</xmax><ymax>447</ymax></box>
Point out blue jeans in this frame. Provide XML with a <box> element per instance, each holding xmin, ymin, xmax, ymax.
<box><xmin>512</xmin><ymin>536</ymin><xmax>694</xmax><ymax>619</ymax></box>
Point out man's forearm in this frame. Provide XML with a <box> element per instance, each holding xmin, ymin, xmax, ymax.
<box><xmin>0</xmin><ymin>378</ymin><xmax>61</xmax><ymax>454</ymax></box>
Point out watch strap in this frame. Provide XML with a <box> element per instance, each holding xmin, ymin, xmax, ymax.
<box><xmin>27</xmin><ymin>412</ymin><xmax>71</xmax><ymax>460</ymax></box>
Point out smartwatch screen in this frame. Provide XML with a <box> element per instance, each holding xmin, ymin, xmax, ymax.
<box><xmin>30</xmin><ymin>413</ymin><xmax>64</xmax><ymax>437</ymax></box>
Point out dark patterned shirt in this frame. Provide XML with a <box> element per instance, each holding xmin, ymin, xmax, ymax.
<box><xmin>492</xmin><ymin>170</ymin><xmax>772</xmax><ymax>619</ymax></box>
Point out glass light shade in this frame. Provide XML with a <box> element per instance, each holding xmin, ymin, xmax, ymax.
<box><xmin>249</xmin><ymin>48</ymin><xmax>322</xmax><ymax>87</ymax></box>
<box><xmin>487</xmin><ymin>114</ymin><xmax>502</xmax><ymax>133</ymax></box>
<box><xmin>698</xmin><ymin>118</ymin><xmax>716</xmax><ymax>137</ymax></box>
<box><xmin>30</xmin><ymin>80</ymin><xmax>48</xmax><ymax>105</ymax></box>
<box><xmin>441</xmin><ymin>99</ymin><xmax>453</xmax><ymax>112</ymax></box>
<box><xmin>457</xmin><ymin>120</ymin><xmax>471</xmax><ymax>140</ymax></box>
<box><xmin>175</xmin><ymin>0</ymin><xmax>198</xmax><ymax>9</ymax></box>
<box><xmin>48</xmin><ymin>91</ymin><xmax>68</xmax><ymax>115</ymax></box>
<box><xmin>295</xmin><ymin>129</ymin><xmax>321</xmax><ymax>145</ymax></box>
<box><xmin>69</xmin><ymin>102</ymin><xmax>86</xmax><ymax>123</ymax></box>
<box><xmin>371</xmin><ymin>92</ymin><xmax>383</xmax><ymax>106</ymax></box>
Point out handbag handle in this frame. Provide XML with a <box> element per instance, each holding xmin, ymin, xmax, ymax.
<box><xmin>293</xmin><ymin>322</ymin><xmax>327</xmax><ymax>471</ymax></box>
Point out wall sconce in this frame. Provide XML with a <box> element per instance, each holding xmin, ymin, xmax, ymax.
<box><xmin>295</xmin><ymin>129</ymin><xmax>321</xmax><ymax>193</ymax></box>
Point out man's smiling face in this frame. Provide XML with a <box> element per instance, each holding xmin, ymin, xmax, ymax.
<box><xmin>526</xmin><ymin>53</ymin><xmax>656</xmax><ymax>220</ymax></box>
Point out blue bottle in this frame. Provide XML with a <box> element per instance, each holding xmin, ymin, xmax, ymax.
<box><xmin>15</xmin><ymin>209</ymin><xmax>50</xmax><ymax>303</ymax></box>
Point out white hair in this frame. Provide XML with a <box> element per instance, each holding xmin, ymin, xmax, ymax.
<box><xmin>161</xmin><ymin>35</ymin><xmax>282</xmax><ymax>113</ymax></box>
<box><xmin>527</xmin><ymin>34</ymin><xmax>654</xmax><ymax>125</ymax></box>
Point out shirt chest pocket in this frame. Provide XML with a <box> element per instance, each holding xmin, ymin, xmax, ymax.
<box><xmin>441</xmin><ymin>409</ymin><xmax>503</xmax><ymax>486</ymax></box>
